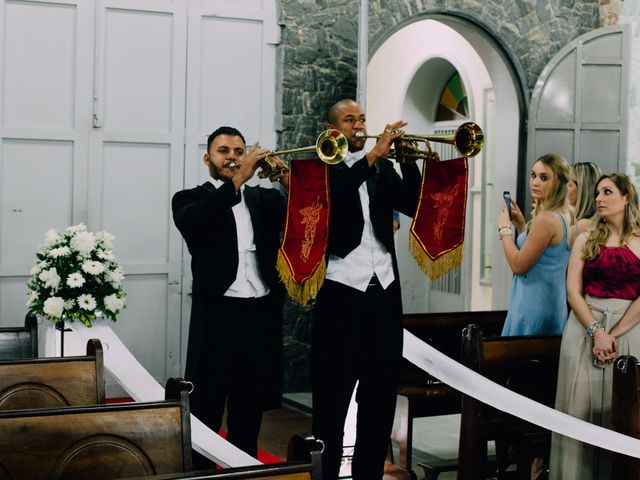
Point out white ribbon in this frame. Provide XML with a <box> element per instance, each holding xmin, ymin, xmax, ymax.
<box><xmin>402</xmin><ymin>329</ymin><xmax>640</xmax><ymax>459</ymax></box>
<box><xmin>52</xmin><ymin>320</ymin><xmax>640</xmax><ymax>464</ymax></box>
<box><xmin>66</xmin><ymin>319</ymin><xmax>260</xmax><ymax>468</ymax></box>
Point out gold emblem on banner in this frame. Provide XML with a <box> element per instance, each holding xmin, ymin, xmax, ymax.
<box><xmin>299</xmin><ymin>196</ymin><xmax>323</xmax><ymax>262</ymax></box>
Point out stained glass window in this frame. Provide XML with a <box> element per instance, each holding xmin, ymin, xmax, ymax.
<box><xmin>435</xmin><ymin>72</ymin><xmax>469</xmax><ymax>121</ymax></box>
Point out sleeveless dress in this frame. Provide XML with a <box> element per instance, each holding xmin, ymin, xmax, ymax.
<box><xmin>549</xmin><ymin>246</ymin><xmax>640</xmax><ymax>480</ymax></box>
<box><xmin>501</xmin><ymin>212</ymin><xmax>571</xmax><ymax>336</ymax></box>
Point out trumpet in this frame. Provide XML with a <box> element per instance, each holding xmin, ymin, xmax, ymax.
<box><xmin>231</xmin><ymin>129</ymin><xmax>349</xmax><ymax>179</ymax></box>
<box><xmin>355</xmin><ymin>121</ymin><xmax>484</xmax><ymax>163</ymax></box>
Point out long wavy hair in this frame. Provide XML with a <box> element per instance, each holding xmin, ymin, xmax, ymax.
<box><xmin>572</xmin><ymin>162</ymin><xmax>602</xmax><ymax>221</ymax></box>
<box><xmin>529</xmin><ymin>154</ymin><xmax>571</xmax><ymax>228</ymax></box>
<box><xmin>583</xmin><ymin>173</ymin><xmax>640</xmax><ymax>260</ymax></box>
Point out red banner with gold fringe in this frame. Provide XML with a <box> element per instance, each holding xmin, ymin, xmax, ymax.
<box><xmin>277</xmin><ymin>158</ymin><xmax>329</xmax><ymax>305</ymax></box>
<box><xmin>409</xmin><ymin>156</ymin><xmax>468</xmax><ymax>280</ymax></box>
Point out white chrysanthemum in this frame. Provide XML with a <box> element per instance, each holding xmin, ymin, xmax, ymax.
<box><xmin>66</xmin><ymin>272</ymin><xmax>85</xmax><ymax>288</ymax></box>
<box><xmin>98</xmin><ymin>231</ymin><xmax>115</xmax><ymax>249</ymax></box>
<box><xmin>26</xmin><ymin>291</ymin><xmax>38</xmax><ymax>307</ymax></box>
<box><xmin>38</xmin><ymin>268</ymin><xmax>61</xmax><ymax>289</ymax></box>
<box><xmin>97</xmin><ymin>250</ymin><xmax>115</xmax><ymax>261</ymax></box>
<box><xmin>107</xmin><ymin>267</ymin><xmax>125</xmax><ymax>284</ymax></box>
<box><xmin>81</xmin><ymin>260</ymin><xmax>105</xmax><ymax>275</ymax></box>
<box><xmin>66</xmin><ymin>223</ymin><xmax>87</xmax><ymax>233</ymax></box>
<box><xmin>43</xmin><ymin>229</ymin><xmax>60</xmax><ymax>246</ymax></box>
<box><xmin>31</xmin><ymin>261</ymin><xmax>49</xmax><ymax>276</ymax></box>
<box><xmin>70</xmin><ymin>231</ymin><xmax>96</xmax><ymax>254</ymax></box>
<box><xmin>77</xmin><ymin>293</ymin><xmax>96</xmax><ymax>311</ymax></box>
<box><xmin>49</xmin><ymin>246</ymin><xmax>71</xmax><ymax>258</ymax></box>
<box><xmin>43</xmin><ymin>296</ymin><xmax>64</xmax><ymax>318</ymax></box>
<box><xmin>104</xmin><ymin>294</ymin><xmax>125</xmax><ymax>313</ymax></box>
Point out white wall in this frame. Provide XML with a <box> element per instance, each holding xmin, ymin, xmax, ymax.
<box><xmin>366</xmin><ymin>18</ymin><xmax>520</xmax><ymax>312</ymax></box>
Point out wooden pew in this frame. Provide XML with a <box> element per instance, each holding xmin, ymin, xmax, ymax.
<box><xmin>0</xmin><ymin>314</ymin><xmax>37</xmax><ymax>360</ymax></box>
<box><xmin>0</xmin><ymin>377</ymin><xmax>192</xmax><ymax>479</ymax></box>
<box><xmin>122</xmin><ymin>434</ymin><xmax>323</xmax><ymax>480</ymax></box>
<box><xmin>0</xmin><ymin>338</ymin><xmax>105</xmax><ymax>410</ymax></box>
<box><xmin>457</xmin><ymin>324</ymin><xmax>561</xmax><ymax>480</ymax></box>
<box><xmin>390</xmin><ymin>310</ymin><xmax>506</xmax><ymax>479</ymax></box>
<box><xmin>612</xmin><ymin>354</ymin><xmax>640</xmax><ymax>479</ymax></box>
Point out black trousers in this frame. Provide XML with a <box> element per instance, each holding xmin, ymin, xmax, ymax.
<box><xmin>312</xmin><ymin>278</ymin><xmax>402</xmax><ymax>479</ymax></box>
<box><xmin>190</xmin><ymin>296</ymin><xmax>272</xmax><ymax>468</ymax></box>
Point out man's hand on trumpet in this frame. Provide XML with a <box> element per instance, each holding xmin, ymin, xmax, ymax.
<box><xmin>365</xmin><ymin>120</ymin><xmax>407</xmax><ymax>167</ymax></box>
<box><xmin>231</xmin><ymin>141</ymin><xmax>270</xmax><ymax>192</ymax></box>
<box><xmin>268</xmin><ymin>156</ymin><xmax>290</xmax><ymax>191</ymax></box>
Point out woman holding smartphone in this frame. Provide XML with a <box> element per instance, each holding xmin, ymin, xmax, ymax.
<box><xmin>497</xmin><ymin>153</ymin><xmax>573</xmax><ymax>335</ymax></box>
<box><xmin>550</xmin><ymin>173</ymin><xmax>640</xmax><ymax>479</ymax></box>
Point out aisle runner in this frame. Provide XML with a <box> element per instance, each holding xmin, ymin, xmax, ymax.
<box><xmin>65</xmin><ymin>319</ymin><xmax>260</xmax><ymax>468</ymax></box>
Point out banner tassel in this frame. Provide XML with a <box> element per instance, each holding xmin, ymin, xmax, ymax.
<box><xmin>409</xmin><ymin>234</ymin><xmax>463</xmax><ymax>281</ymax></box>
<box><xmin>277</xmin><ymin>251</ymin><xmax>326</xmax><ymax>306</ymax></box>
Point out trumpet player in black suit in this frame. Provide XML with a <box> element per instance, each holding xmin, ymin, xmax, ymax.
<box><xmin>172</xmin><ymin>126</ymin><xmax>288</xmax><ymax>466</ymax></box>
<box><xmin>311</xmin><ymin>100</ymin><xmax>422</xmax><ymax>479</ymax></box>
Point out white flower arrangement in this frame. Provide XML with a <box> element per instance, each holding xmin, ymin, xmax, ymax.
<box><xmin>26</xmin><ymin>223</ymin><xmax>126</xmax><ymax>327</ymax></box>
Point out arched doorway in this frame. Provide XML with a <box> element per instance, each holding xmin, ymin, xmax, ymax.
<box><xmin>366</xmin><ymin>17</ymin><xmax>523</xmax><ymax>312</ymax></box>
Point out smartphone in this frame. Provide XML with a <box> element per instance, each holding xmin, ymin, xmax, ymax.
<box><xmin>503</xmin><ymin>191</ymin><xmax>512</xmax><ymax>219</ymax></box>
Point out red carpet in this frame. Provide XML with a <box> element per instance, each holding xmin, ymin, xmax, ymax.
<box><xmin>106</xmin><ymin>398</ymin><xmax>283</xmax><ymax>464</ymax></box>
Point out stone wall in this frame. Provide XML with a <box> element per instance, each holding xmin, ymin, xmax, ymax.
<box><xmin>279</xmin><ymin>0</ymin><xmax>602</xmax><ymax>149</ymax></box>
<box><xmin>277</xmin><ymin>0</ymin><xmax>605</xmax><ymax>392</ymax></box>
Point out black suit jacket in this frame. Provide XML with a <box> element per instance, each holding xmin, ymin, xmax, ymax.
<box><xmin>172</xmin><ymin>180</ymin><xmax>286</xmax><ymax>410</ymax></box>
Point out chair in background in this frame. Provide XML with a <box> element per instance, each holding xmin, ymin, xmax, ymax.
<box><xmin>0</xmin><ymin>338</ymin><xmax>105</xmax><ymax>410</ymax></box>
<box><xmin>0</xmin><ymin>314</ymin><xmax>37</xmax><ymax>360</ymax></box>
<box><xmin>457</xmin><ymin>324</ymin><xmax>561</xmax><ymax>480</ymax></box>
<box><xmin>612</xmin><ymin>354</ymin><xmax>640</xmax><ymax>480</ymax></box>
<box><xmin>389</xmin><ymin>310</ymin><xmax>506</xmax><ymax>480</ymax></box>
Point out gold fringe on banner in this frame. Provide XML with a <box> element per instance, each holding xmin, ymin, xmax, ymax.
<box><xmin>409</xmin><ymin>234</ymin><xmax>463</xmax><ymax>281</ymax></box>
<box><xmin>277</xmin><ymin>251</ymin><xmax>326</xmax><ymax>306</ymax></box>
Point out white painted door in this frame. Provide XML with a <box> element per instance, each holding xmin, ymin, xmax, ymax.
<box><xmin>527</xmin><ymin>25</ymin><xmax>630</xmax><ymax>190</ymax></box>
<box><xmin>0</xmin><ymin>0</ymin><xmax>93</xmax><ymax>323</ymax></box>
<box><xmin>87</xmin><ymin>0</ymin><xmax>187</xmax><ymax>392</ymax></box>
<box><xmin>180</xmin><ymin>0</ymin><xmax>279</xmax><ymax>369</ymax></box>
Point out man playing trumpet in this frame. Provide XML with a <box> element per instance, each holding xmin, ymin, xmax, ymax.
<box><xmin>312</xmin><ymin>99</ymin><xmax>422</xmax><ymax>479</ymax></box>
<box><xmin>172</xmin><ymin>126</ymin><xmax>288</xmax><ymax>467</ymax></box>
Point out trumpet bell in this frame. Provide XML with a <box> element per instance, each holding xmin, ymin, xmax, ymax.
<box><xmin>452</xmin><ymin>122</ymin><xmax>484</xmax><ymax>157</ymax></box>
<box><xmin>316</xmin><ymin>129</ymin><xmax>348</xmax><ymax>165</ymax></box>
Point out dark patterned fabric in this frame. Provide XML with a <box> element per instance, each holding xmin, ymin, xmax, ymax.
<box><xmin>583</xmin><ymin>245</ymin><xmax>640</xmax><ymax>300</ymax></box>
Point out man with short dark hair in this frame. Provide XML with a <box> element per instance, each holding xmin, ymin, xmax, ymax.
<box><xmin>312</xmin><ymin>100</ymin><xmax>421</xmax><ymax>479</ymax></box>
<box><xmin>172</xmin><ymin>126</ymin><xmax>288</xmax><ymax>465</ymax></box>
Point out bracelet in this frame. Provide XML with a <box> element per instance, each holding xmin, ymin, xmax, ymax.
<box><xmin>498</xmin><ymin>226</ymin><xmax>512</xmax><ymax>240</ymax></box>
<box><xmin>586</xmin><ymin>320</ymin><xmax>605</xmax><ymax>338</ymax></box>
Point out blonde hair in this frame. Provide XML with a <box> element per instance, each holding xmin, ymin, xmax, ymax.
<box><xmin>583</xmin><ymin>173</ymin><xmax>640</xmax><ymax>260</ymax></box>
<box><xmin>529</xmin><ymin>154</ymin><xmax>571</xmax><ymax>228</ymax></box>
<box><xmin>571</xmin><ymin>162</ymin><xmax>602</xmax><ymax>221</ymax></box>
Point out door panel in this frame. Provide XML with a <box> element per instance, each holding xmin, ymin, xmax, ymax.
<box><xmin>199</xmin><ymin>17</ymin><xmax>264</xmax><ymax>138</ymax></box>
<box><xmin>102</xmin><ymin>8</ymin><xmax>174</xmax><ymax>131</ymax></box>
<box><xmin>1</xmin><ymin>140</ymin><xmax>74</xmax><ymax>265</ymax></box>
<box><xmin>101</xmin><ymin>142</ymin><xmax>172</xmax><ymax>264</ymax></box>
<box><xmin>581</xmin><ymin>65</ymin><xmax>622</xmax><ymax>124</ymax></box>
<box><xmin>3</xmin><ymin>1</ymin><xmax>78</xmax><ymax>129</ymax></box>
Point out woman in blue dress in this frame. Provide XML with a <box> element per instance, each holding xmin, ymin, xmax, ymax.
<box><xmin>498</xmin><ymin>153</ymin><xmax>573</xmax><ymax>336</ymax></box>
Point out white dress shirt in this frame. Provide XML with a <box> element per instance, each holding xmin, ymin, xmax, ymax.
<box><xmin>209</xmin><ymin>178</ymin><xmax>269</xmax><ymax>298</ymax></box>
<box><xmin>325</xmin><ymin>151</ymin><xmax>395</xmax><ymax>292</ymax></box>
